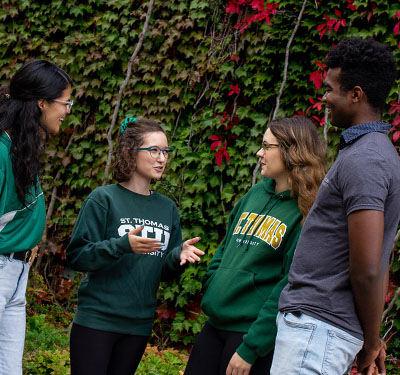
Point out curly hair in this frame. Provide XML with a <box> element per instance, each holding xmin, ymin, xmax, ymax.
<box><xmin>113</xmin><ymin>119</ymin><xmax>166</xmax><ymax>182</ymax></box>
<box><xmin>0</xmin><ymin>60</ymin><xmax>72</xmax><ymax>206</ymax></box>
<box><xmin>268</xmin><ymin>117</ymin><xmax>327</xmax><ymax>223</ymax></box>
<box><xmin>325</xmin><ymin>37</ymin><xmax>397</xmax><ymax>113</ymax></box>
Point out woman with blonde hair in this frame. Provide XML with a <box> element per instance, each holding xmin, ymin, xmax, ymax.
<box><xmin>185</xmin><ymin>116</ymin><xmax>326</xmax><ymax>375</ymax></box>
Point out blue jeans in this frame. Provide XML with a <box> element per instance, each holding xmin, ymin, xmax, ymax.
<box><xmin>0</xmin><ymin>255</ymin><xmax>30</xmax><ymax>375</ymax></box>
<box><xmin>270</xmin><ymin>312</ymin><xmax>363</xmax><ymax>375</ymax></box>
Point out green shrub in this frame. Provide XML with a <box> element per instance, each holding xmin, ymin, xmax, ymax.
<box><xmin>136</xmin><ymin>346</ymin><xmax>187</xmax><ymax>375</ymax></box>
<box><xmin>24</xmin><ymin>349</ymin><xmax>70</xmax><ymax>375</ymax></box>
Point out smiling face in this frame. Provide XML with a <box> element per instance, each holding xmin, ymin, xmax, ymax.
<box><xmin>322</xmin><ymin>68</ymin><xmax>355</xmax><ymax>128</ymax></box>
<box><xmin>256</xmin><ymin>129</ymin><xmax>289</xmax><ymax>188</ymax></box>
<box><xmin>39</xmin><ymin>85</ymin><xmax>72</xmax><ymax>136</ymax></box>
<box><xmin>132</xmin><ymin>131</ymin><xmax>169</xmax><ymax>184</ymax></box>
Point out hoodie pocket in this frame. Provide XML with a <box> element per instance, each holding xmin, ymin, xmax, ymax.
<box><xmin>201</xmin><ymin>266</ymin><xmax>266</xmax><ymax>324</ymax></box>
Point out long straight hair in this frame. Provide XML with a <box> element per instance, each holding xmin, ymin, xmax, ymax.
<box><xmin>0</xmin><ymin>60</ymin><xmax>72</xmax><ymax>205</ymax></box>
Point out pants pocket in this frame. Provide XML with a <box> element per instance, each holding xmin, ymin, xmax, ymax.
<box><xmin>322</xmin><ymin>329</ymin><xmax>363</xmax><ymax>375</ymax></box>
<box><xmin>271</xmin><ymin>313</ymin><xmax>316</xmax><ymax>374</ymax></box>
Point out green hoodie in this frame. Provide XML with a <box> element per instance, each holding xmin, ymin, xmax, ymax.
<box><xmin>201</xmin><ymin>178</ymin><xmax>302</xmax><ymax>364</ymax></box>
<box><xmin>66</xmin><ymin>184</ymin><xmax>182</xmax><ymax>336</ymax></box>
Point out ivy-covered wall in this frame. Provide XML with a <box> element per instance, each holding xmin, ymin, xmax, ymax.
<box><xmin>1</xmin><ymin>0</ymin><xmax>399</xmax><ymax>362</ymax></box>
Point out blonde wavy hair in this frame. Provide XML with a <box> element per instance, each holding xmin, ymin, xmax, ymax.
<box><xmin>268</xmin><ymin>117</ymin><xmax>327</xmax><ymax>223</ymax></box>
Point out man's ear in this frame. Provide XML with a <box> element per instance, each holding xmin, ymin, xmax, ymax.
<box><xmin>37</xmin><ymin>99</ymin><xmax>46</xmax><ymax>110</ymax></box>
<box><xmin>351</xmin><ymin>86</ymin><xmax>364</xmax><ymax>103</ymax></box>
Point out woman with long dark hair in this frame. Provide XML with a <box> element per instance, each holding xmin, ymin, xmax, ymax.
<box><xmin>0</xmin><ymin>60</ymin><xmax>72</xmax><ymax>374</ymax></box>
<box><xmin>185</xmin><ymin>116</ymin><xmax>327</xmax><ymax>375</ymax></box>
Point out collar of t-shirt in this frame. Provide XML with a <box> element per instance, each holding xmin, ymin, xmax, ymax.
<box><xmin>339</xmin><ymin>121</ymin><xmax>391</xmax><ymax>149</ymax></box>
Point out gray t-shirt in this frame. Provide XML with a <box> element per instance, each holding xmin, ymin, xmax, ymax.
<box><xmin>279</xmin><ymin>131</ymin><xmax>400</xmax><ymax>340</ymax></box>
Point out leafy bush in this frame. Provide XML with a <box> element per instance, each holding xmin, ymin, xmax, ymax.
<box><xmin>24</xmin><ymin>350</ymin><xmax>70</xmax><ymax>375</ymax></box>
<box><xmin>136</xmin><ymin>346</ymin><xmax>188</xmax><ymax>375</ymax></box>
<box><xmin>26</xmin><ymin>271</ymin><xmax>74</xmax><ymax>328</ymax></box>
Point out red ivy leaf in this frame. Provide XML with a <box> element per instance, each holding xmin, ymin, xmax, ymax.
<box><xmin>312</xmin><ymin>115</ymin><xmax>325</xmax><ymax>127</ymax></box>
<box><xmin>226</xmin><ymin>0</ymin><xmax>240</xmax><ymax>14</ymax></box>
<box><xmin>220</xmin><ymin>111</ymin><xmax>228</xmax><ymax>124</ymax></box>
<box><xmin>310</xmin><ymin>70</ymin><xmax>323</xmax><ymax>90</ymax></box>
<box><xmin>393</xmin><ymin>130</ymin><xmax>400</xmax><ymax>143</ymax></box>
<box><xmin>228</xmin><ymin>83</ymin><xmax>240</xmax><ymax>96</ymax></box>
<box><xmin>215</xmin><ymin>149</ymin><xmax>224</xmax><ymax>166</ymax></box>
<box><xmin>230</xmin><ymin>53</ymin><xmax>239</xmax><ymax>62</ymax></box>
<box><xmin>334</xmin><ymin>9</ymin><xmax>341</xmax><ymax>18</ymax></box>
<box><xmin>346</xmin><ymin>0</ymin><xmax>357</xmax><ymax>11</ymax></box>
<box><xmin>250</xmin><ymin>0</ymin><xmax>264</xmax><ymax>11</ymax></box>
<box><xmin>393</xmin><ymin>115</ymin><xmax>400</xmax><ymax>127</ymax></box>
<box><xmin>389</xmin><ymin>101</ymin><xmax>400</xmax><ymax>114</ymax></box>
<box><xmin>394</xmin><ymin>21</ymin><xmax>400</xmax><ymax>36</ymax></box>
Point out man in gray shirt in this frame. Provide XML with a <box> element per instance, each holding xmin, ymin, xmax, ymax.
<box><xmin>271</xmin><ymin>37</ymin><xmax>400</xmax><ymax>375</ymax></box>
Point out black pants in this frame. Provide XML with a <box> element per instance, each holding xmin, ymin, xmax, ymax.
<box><xmin>185</xmin><ymin>322</ymin><xmax>273</xmax><ymax>375</ymax></box>
<box><xmin>70</xmin><ymin>323</ymin><xmax>149</xmax><ymax>375</ymax></box>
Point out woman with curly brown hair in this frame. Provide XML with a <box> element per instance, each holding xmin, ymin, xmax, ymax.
<box><xmin>185</xmin><ymin>116</ymin><xmax>326</xmax><ymax>375</ymax></box>
<box><xmin>67</xmin><ymin>118</ymin><xmax>204</xmax><ymax>375</ymax></box>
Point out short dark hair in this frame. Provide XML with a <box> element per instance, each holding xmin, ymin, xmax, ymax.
<box><xmin>113</xmin><ymin>119</ymin><xmax>166</xmax><ymax>182</ymax></box>
<box><xmin>325</xmin><ymin>37</ymin><xmax>397</xmax><ymax>112</ymax></box>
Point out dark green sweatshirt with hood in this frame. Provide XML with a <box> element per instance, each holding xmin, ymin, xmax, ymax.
<box><xmin>201</xmin><ymin>178</ymin><xmax>302</xmax><ymax>364</ymax></box>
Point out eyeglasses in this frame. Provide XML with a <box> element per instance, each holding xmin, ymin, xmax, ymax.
<box><xmin>53</xmin><ymin>99</ymin><xmax>74</xmax><ymax>111</ymax></box>
<box><xmin>261</xmin><ymin>142</ymin><xmax>279</xmax><ymax>152</ymax></box>
<box><xmin>137</xmin><ymin>146</ymin><xmax>175</xmax><ymax>159</ymax></box>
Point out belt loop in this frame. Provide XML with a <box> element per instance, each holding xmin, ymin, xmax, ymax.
<box><xmin>9</xmin><ymin>252</ymin><xmax>14</xmax><ymax>260</ymax></box>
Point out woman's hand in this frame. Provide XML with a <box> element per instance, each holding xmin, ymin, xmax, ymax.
<box><xmin>226</xmin><ymin>352</ymin><xmax>252</xmax><ymax>375</ymax></box>
<box><xmin>128</xmin><ymin>226</ymin><xmax>162</xmax><ymax>254</ymax></box>
<box><xmin>180</xmin><ymin>237</ymin><xmax>204</xmax><ymax>265</ymax></box>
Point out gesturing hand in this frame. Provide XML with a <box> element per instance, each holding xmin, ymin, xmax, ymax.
<box><xmin>226</xmin><ymin>352</ymin><xmax>252</xmax><ymax>375</ymax></box>
<box><xmin>180</xmin><ymin>237</ymin><xmax>205</xmax><ymax>265</ymax></box>
<box><xmin>128</xmin><ymin>226</ymin><xmax>162</xmax><ymax>254</ymax></box>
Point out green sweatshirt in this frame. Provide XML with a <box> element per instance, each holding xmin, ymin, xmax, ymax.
<box><xmin>201</xmin><ymin>178</ymin><xmax>302</xmax><ymax>364</ymax></box>
<box><xmin>0</xmin><ymin>132</ymin><xmax>46</xmax><ymax>253</ymax></box>
<box><xmin>66</xmin><ymin>184</ymin><xmax>183</xmax><ymax>336</ymax></box>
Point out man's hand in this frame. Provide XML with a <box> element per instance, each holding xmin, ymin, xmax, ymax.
<box><xmin>226</xmin><ymin>352</ymin><xmax>252</xmax><ymax>375</ymax></box>
<box><xmin>128</xmin><ymin>226</ymin><xmax>162</xmax><ymax>254</ymax></box>
<box><xmin>356</xmin><ymin>339</ymin><xmax>386</xmax><ymax>375</ymax></box>
<box><xmin>180</xmin><ymin>237</ymin><xmax>204</xmax><ymax>265</ymax></box>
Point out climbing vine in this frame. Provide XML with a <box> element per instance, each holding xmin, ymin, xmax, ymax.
<box><xmin>0</xmin><ymin>0</ymin><xmax>399</xmax><ymax>368</ymax></box>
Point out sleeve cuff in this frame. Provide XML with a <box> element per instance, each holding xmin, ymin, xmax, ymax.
<box><xmin>170</xmin><ymin>245</ymin><xmax>182</xmax><ymax>263</ymax></box>
<box><xmin>236</xmin><ymin>342</ymin><xmax>257</xmax><ymax>365</ymax></box>
<box><xmin>118</xmin><ymin>234</ymin><xmax>133</xmax><ymax>255</ymax></box>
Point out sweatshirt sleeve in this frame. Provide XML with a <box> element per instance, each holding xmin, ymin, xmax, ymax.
<box><xmin>161</xmin><ymin>204</ymin><xmax>183</xmax><ymax>280</ymax></box>
<box><xmin>236</xmin><ymin>225</ymin><xmax>302</xmax><ymax>364</ymax></box>
<box><xmin>66</xmin><ymin>197</ymin><xmax>132</xmax><ymax>272</ymax></box>
<box><xmin>202</xmin><ymin>199</ymin><xmax>242</xmax><ymax>290</ymax></box>
<box><xmin>0</xmin><ymin>168</ymin><xmax>5</xmax><ymax>217</ymax></box>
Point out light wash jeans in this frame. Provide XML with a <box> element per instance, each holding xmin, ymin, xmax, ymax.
<box><xmin>270</xmin><ymin>311</ymin><xmax>363</xmax><ymax>375</ymax></box>
<box><xmin>0</xmin><ymin>254</ymin><xmax>30</xmax><ymax>375</ymax></box>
